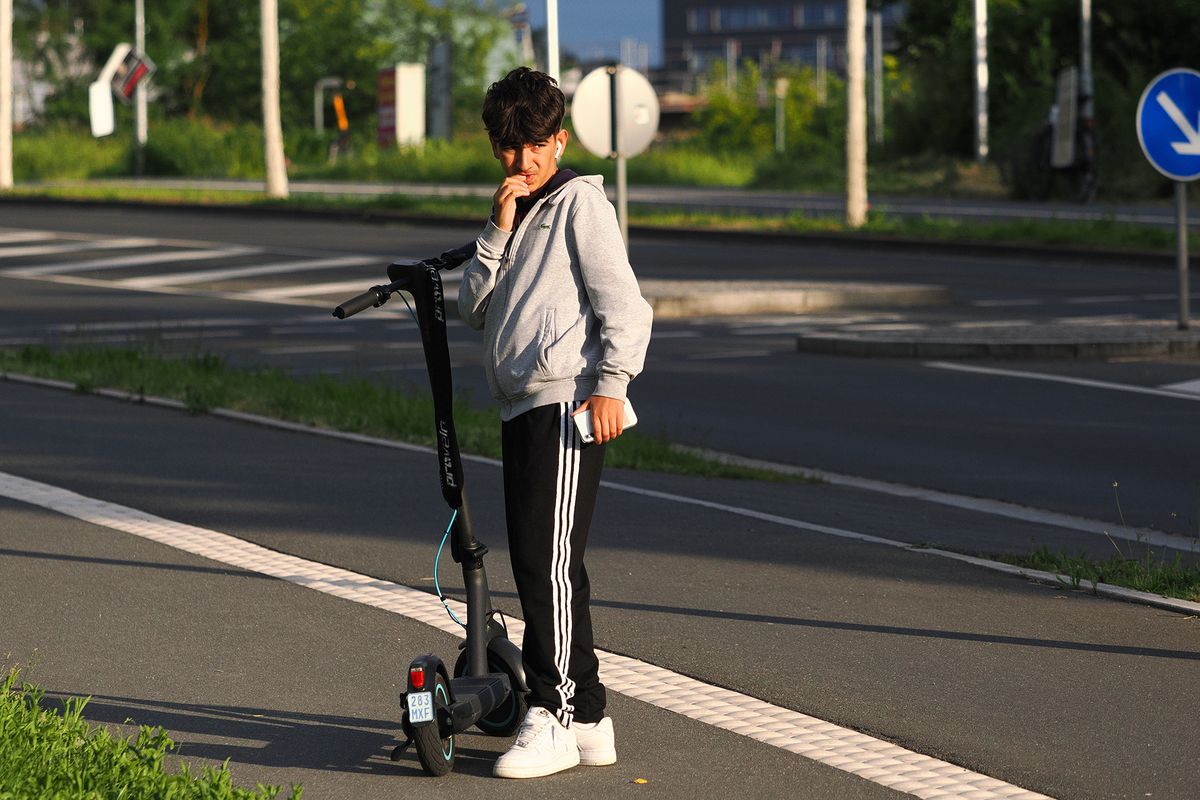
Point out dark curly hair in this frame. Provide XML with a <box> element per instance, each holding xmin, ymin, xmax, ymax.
<box><xmin>482</xmin><ymin>67</ymin><xmax>565</xmax><ymax>149</ymax></box>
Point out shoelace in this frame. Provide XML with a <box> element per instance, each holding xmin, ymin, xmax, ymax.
<box><xmin>514</xmin><ymin>709</ymin><xmax>554</xmax><ymax>748</ymax></box>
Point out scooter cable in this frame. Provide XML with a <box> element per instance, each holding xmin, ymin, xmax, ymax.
<box><xmin>434</xmin><ymin>508</ymin><xmax>466</xmax><ymax>627</ymax></box>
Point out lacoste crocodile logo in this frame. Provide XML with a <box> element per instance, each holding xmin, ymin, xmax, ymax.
<box><xmin>538</xmin><ymin>223</ymin><xmax>551</xmax><ymax>230</ymax></box>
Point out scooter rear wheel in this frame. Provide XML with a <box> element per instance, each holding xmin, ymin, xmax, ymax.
<box><xmin>454</xmin><ymin>649</ymin><xmax>526</xmax><ymax>737</ymax></box>
<box><xmin>412</xmin><ymin>673</ymin><xmax>456</xmax><ymax>776</ymax></box>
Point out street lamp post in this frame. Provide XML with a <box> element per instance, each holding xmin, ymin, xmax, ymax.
<box><xmin>545</xmin><ymin>0</ymin><xmax>559</xmax><ymax>84</ymax></box>
<box><xmin>0</xmin><ymin>0</ymin><xmax>11</xmax><ymax>189</ymax></box>
<box><xmin>846</xmin><ymin>0</ymin><xmax>867</xmax><ymax>227</ymax></box>
<box><xmin>974</xmin><ymin>0</ymin><xmax>989</xmax><ymax>162</ymax></box>
<box><xmin>261</xmin><ymin>0</ymin><xmax>288</xmax><ymax>198</ymax></box>
<box><xmin>134</xmin><ymin>0</ymin><xmax>147</xmax><ymax>176</ymax></box>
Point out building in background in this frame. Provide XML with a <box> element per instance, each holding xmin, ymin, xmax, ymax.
<box><xmin>661</xmin><ymin>1</ymin><xmax>906</xmax><ymax>92</ymax></box>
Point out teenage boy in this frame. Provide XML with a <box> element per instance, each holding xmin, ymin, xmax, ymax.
<box><xmin>458</xmin><ymin>67</ymin><xmax>653</xmax><ymax>779</ymax></box>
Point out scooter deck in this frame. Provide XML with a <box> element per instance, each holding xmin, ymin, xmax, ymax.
<box><xmin>446</xmin><ymin>674</ymin><xmax>511</xmax><ymax>734</ymax></box>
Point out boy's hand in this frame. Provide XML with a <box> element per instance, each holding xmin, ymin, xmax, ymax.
<box><xmin>492</xmin><ymin>176</ymin><xmax>532</xmax><ymax>232</ymax></box>
<box><xmin>572</xmin><ymin>395</ymin><xmax>625</xmax><ymax>445</ymax></box>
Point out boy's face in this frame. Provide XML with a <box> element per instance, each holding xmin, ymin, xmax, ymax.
<box><xmin>492</xmin><ymin>129</ymin><xmax>570</xmax><ymax>194</ymax></box>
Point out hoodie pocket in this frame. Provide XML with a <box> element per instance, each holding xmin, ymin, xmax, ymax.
<box><xmin>536</xmin><ymin>309</ymin><xmax>556</xmax><ymax>374</ymax></box>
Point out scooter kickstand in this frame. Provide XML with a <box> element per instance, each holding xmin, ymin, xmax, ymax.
<box><xmin>391</xmin><ymin>738</ymin><xmax>412</xmax><ymax>761</ymax></box>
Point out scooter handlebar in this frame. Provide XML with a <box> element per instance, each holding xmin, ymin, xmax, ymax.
<box><xmin>332</xmin><ymin>287</ymin><xmax>384</xmax><ymax>319</ymax></box>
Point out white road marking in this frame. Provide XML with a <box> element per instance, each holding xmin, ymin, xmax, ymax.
<box><xmin>0</xmin><ymin>469</ymin><xmax>1056</xmax><ymax>800</ymax></box>
<box><xmin>951</xmin><ymin>320</ymin><xmax>1033</xmax><ymax>329</ymax></box>
<box><xmin>1063</xmin><ymin>295</ymin><xmax>1136</xmax><ymax>304</ymax></box>
<box><xmin>44</xmin><ymin>317</ymin><xmax>266</xmax><ymax>333</ymax></box>
<box><xmin>651</xmin><ymin>330</ymin><xmax>703</xmax><ymax>339</ymax></box>
<box><xmin>245</xmin><ymin>279</ymin><xmax>397</xmax><ymax>300</ymax></box>
<box><xmin>671</xmin><ymin>445</ymin><xmax>1198</xmax><ymax>553</ymax></box>
<box><xmin>972</xmin><ymin>299</ymin><xmax>1046</xmax><ymax>308</ymax></box>
<box><xmin>117</xmin><ymin>255</ymin><xmax>382</xmax><ymax>288</ymax></box>
<box><xmin>0</xmin><ymin>237</ymin><xmax>159</xmax><ymax>259</ymax></box>
<box><xmin>926</xmin><ymin>361</ymin><xmax>1200</xmax><ymax>402</ymax></box>
<box><xmin>687</xmin><ymin>349</ymin><xmax>774</xmax><ymax>360</ymax></box>
<box><xmin>3</xmin><ymin>247</ymin><xmax>259</xmax><ymax>277</ymax></box>
<box><xmin>1161</xmin><ymin>378</ymin><xmax>1200</xmax><ymax>395</ymax></box>
<box><xmin>0</xmin><ymin>230</ymin><xmax>57</xmax><ymax>244</ymax></box>
<box><xmin>257</xmin><ymin>344</ymin><xmax>358</xmax><ymax>355</ymax></box>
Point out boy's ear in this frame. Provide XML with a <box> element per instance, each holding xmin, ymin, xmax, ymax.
<box><xmin>554</xmin><ymin>129</ymin><xmax>569</xmax><ymax>159</ymax></box>
<box><xmin>490</xmin><ymin>139</ymin><xmax>501</xmax><ymax>160</ymax></box>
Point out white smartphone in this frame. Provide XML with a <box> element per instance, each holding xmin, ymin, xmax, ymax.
<box><xmin>573</xmin><ymin>398</ymin><xmax>637</xmax><ymax>444</ymax></box>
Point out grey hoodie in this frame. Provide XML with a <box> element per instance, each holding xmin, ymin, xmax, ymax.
<box><xmin>459</xmin><ymin>174</ymin><xmax>653</xmax><ymax>421</ymax></box>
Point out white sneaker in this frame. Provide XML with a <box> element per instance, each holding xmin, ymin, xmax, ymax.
<box><xmin>574</xmin><ymin>717</ymin><xmax>617</xmax><ymax>766</ymax></box>
<box><xmin>493</xmin><ymin>707</ymin><xmax>580</xmax><ymax>779</ymax></box>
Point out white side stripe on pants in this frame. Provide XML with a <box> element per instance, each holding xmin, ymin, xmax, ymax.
<box><xmin>552</xmin><ymin>401</ymin><xmax>581</xmax><ymax>726</ymax></box>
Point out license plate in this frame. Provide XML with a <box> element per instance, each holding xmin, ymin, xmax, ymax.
<box><xmin>407</xmin><ymin>691</ymin><xmax>434</xmax><ymax>724</ymax></box>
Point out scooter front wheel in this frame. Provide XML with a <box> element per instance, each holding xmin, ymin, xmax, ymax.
<box><xmin>412</xmin><ymin>673</ymin><xmax>456</xmax><ymax>776</ymax></box>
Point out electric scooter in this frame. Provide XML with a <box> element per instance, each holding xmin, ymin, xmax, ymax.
<box><xmin>333</xmin><ymin>242</ymin><xmax>527</xmax><ymax>776</ymax></box>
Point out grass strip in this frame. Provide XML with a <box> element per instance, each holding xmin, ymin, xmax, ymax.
<box><xmin>0</xmin><ymin>346</ymin><xmax>803</xmax><ymax>483</ymax></box>
<box><xmin>5</xmin><ymin>184</ymin><xmax>1194</xmax><ymax>254</ymax></box>
<box><xmin>997</xmin><ymin>546</ymin><xmax>1200</xmax><ymax>603</ymax></box>
<box><xmin>0</xmin><ymin>668</ymin><xmax>298</xmax><ymax>799</ymax></box>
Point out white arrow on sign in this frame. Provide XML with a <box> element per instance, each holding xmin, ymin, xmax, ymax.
<box><xmin>1156</xmin><ymin>91</ymin><xmax>1200</xmax><ymax>155</ymax></box>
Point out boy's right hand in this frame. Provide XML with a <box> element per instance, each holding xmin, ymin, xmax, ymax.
<box><xmin>492</xmin><ymin>176</ymin><xmax>532</xmax><ymax>232</ymax></box>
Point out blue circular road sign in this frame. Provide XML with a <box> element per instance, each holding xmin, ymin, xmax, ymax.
<box><xmin>1137</xmin><ymin>68</ymin><xmax>1200</xmax><ymax>181</ymax></box>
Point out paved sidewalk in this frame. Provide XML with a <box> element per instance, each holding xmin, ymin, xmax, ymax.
<box><xmin>2</xmin><ymin>380</ymin><xmax>1199</xmax><ymax>799</ymax></box>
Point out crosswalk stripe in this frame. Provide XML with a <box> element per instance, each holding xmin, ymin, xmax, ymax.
<box><xmin>0</xmin><ymin>237</ymin><xmax>159</xmax><ymax>260</ymax></box>
<box><xmin>1160</xmin><ymin>378</ymin><xmax>1200</xmax><ymax>395</ymax></box>
<box><xmin>244</xmin><ymin>274</ymin><xmax>461</xmax><ymax>301</ymax></box>
<box><xmin>116</xmin><ymin>255</ymin><xmax>384</xmax><ymax>289</ymax></box>
<box><xmin>2</xmin><ymin>247</ymin><xmax>260</xmax><ymax>277</ymax></box>
<box><xmin>0</xmin><ymin>231</ymin><xmax>57</xmax><ymax>244</ymax></box>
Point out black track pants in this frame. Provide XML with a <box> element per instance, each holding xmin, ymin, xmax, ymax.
<box><xmin>502</xmin><ymin>400</ymin><xmax>606</xmax><ymax>726</ymax></box>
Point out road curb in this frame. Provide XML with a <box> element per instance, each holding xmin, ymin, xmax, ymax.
<box><xmin>4</xmin><ymin>368</ymin><xmax>1197</xmax><ymax>617</ymax></box>
<box><xmin>0</xmin><ymin>192</ymin><xmax>1181</xmax><ymax>267</ymax></box>
<box><xmin>796</xmin><ymin>329</ymin><xmax>1200</xmax><ymax>359</ymax></box>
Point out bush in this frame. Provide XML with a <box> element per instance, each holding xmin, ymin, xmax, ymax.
<box><xmin>13</xmin><ymin>124</ymin><xmax>127</xmax><ymax>181</ymax></box>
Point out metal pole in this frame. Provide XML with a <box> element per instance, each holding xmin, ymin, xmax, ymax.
<box><xmin>134</xmin><ymin>0</ymin><xmax>146</xmax><ymax>176</ymax></box>
<box><xmin>775</xmin><ymin>77</ymin><xmax>787</xmax><ymax>154</ymax></box>
<box><xmin>974</xmin><ymin>0</ymin><xmax>989</xmax><ymax>162</ymax></box>
<box><xmin>1178</xmin><ymin>182</ymin><xmax>1190</xmax><ymax>331</ymax></box>
<box><xmin>871</xmin><ymin>8</ymin><xmax>883</xmax><ymax>145</ymax></box>
<box><xmin>846</xmin><ymin>0</ymin><xmax>867</xmax><ymax>228</ymax></box>
<box><xmin>816</xmin><ymin>36</ymin><xmax>827</xmax><ymax>105</ymax></box>
<box><xmin>0</xmin><ymin>0</ymin><xmax>11</xmax><ymax>190</ymax></box>
<box><xmin>1080</xmin><ymin>0</ymin><xmax>1093</xmax><ymax>122</ymax></box>
<box><xmin>608</xmin><ymin>66</ymin><xmax>627</xmax><ymax>251</ymax></box>
<box><xmin>261</xmin><ymin>0</ymin><xmax>288</xmax><ymax>198</ymax></box>
<box><xmin>546</xmin><ymin>0</ymin><xmax>559</xmax><ymax>84</ymax></box>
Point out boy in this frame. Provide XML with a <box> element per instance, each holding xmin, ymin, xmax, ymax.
<box><xmin>458</xmin><ymin>67</ymin><xmax>653</xmax><ymax>779</ymax></box>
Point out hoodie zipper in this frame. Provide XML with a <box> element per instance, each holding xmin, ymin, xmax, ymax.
<box><xmin>490</xmin><ymin>190</ymin><xmax>559</xmax><ymax>401</ymax></box>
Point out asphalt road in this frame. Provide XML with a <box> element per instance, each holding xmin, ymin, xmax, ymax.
<box><xmin>0</xmin><ymin>204</ymin><xmax>1198</xmax><ymax>535</ymax></box>
<box><xmin>1</xmin><ymin>202</ymin><xmax>1199</xmax><ymax>798</ymax></box>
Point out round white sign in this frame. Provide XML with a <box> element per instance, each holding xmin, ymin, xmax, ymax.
<box><xmin>570</xmin><ymin>66</ymin><xmax>660</xmax><ymax>159</ymax></box>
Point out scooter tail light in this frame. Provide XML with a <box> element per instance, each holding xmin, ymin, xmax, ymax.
<box><xmin>410</xmin><ymin>666</ymin><xmax>426</xmax><ymax>690</ymax></box>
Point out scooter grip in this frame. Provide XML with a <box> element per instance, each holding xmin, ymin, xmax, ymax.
<box><xmin>333</xmin><ymin>288</ymin><xmax>382</xmax><ymax>319</ymax></box>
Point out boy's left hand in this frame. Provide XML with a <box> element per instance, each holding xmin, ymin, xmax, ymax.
<box><xmin>573</xmin><ymin>395</ymin><xmax>625</xmax><ymax>444</ymax></box>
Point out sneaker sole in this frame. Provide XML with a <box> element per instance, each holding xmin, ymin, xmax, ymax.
<box><xmin>493</xmin><ymin>753</ymin><xmax>581</xmax><ymax>779</ymax></box>
<box><xmin>578</xmin><ymin>750</ymin><xmax>617</xmax><ymax>767</ymax></box>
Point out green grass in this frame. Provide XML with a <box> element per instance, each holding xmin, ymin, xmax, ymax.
<box><xmin>998</xmin><ymin>546</ymin><xmax>1200</xmax><ymax>603</ymax></box>
<box><xmin>0</xmin><ymin>668</ymin><xmax>297</xmax><ymax>799</ymax></box>
<box><xmin>0</xmin><ymin>346</ymin><xmax>803</xmax><ymax>483</ymax></box>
